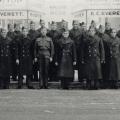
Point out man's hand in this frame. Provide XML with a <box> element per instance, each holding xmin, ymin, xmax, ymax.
<box><xmin>16</xmin><ymin>59</ymin><xmax>19</xmax><ymax>65</ymax></box>
<box><xmin>55</xmin><ymin>62</ymin><xmax>58</xmax><ymax>66</ymax></box>
<box><xmin>81</xmin><ymin>61</ymin><xmax>85</xmax><ymax>64</ymax></box>
<box><xmin>101</xmin><ymin>60</ymin><xmax>105</xmax><ymax>64</ymax></box>
<box><xmin>73</xmin><ymin>61</ymin><xmax>76</xmax><ymax>66</ymax></box>
<box><xmin>50</xmin><ymin>57</ymin><xmax>53</xmax><ymax>62</ymax></box>
<box><xmin>34</xmin><ymin>58</ymin><xmax>38</xmax><ymax>62</ymax></box>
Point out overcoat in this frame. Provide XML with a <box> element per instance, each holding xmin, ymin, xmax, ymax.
<box><xmin>18</xmin><ymin>35</ymin><xmax>33</xmax><ymax>75</ymax></box>
<box><xmin>82</xmin><ymin>34</ymin><xmax>105</xmax><ymax>80</ymax></box>
<box><xmin>97</xmin><ymin>32</ymin><xmax>110</xmax><ymax>80</ymax></box>
<box><xmin>0</xmin><ymin>36</ymin><xmax>12</xmax><ymax>77</ymax></box>
<box><xmin>108</xmin><ymin>36</ymin><xmax>120</xmax><ymax>80</ymax></box>
<box><xmin>56</xmin><ymin>37</ymin><xmax>76</xmax><ymax>79</ymax></box>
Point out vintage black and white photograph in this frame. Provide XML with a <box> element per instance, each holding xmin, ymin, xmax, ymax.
<box><xmin>0</xmin><ymin>0</ymin><xmax>120</xmax><ymax>120</ymax></box>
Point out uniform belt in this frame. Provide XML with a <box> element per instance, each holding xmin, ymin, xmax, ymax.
<box><xmin>39</xmin><ymin>49</ymin><xmax>49</xmax><ymax>52</ymax></box>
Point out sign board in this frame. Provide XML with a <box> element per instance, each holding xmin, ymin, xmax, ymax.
<box><xmin>0</xmin><ymin>10</ymin><xmax>27</xmax><ymax>19</ymax></box>
<box><xmin>87</xmin><ymin>9</ymin><xmax>120</xmax><ymax>18</ymax></box>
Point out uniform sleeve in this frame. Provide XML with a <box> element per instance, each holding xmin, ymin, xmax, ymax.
<box><xmin>50</xmin><ymin>39</ymin><xmax>54</xmax><ymax>58</ymax></box>
<box><xmin>72</xmin><ymin>41</ymin><xmax>77</xmax><ymax>62</ymax></box>
<box><xmin>78</xmin><ymin>34</ymin><xmax>85</xmax><ymax>62</ymax></box>
<box><xmin>99</xmin><ymin>39</ymin><xmax>105</xmax><ymax>62</ymax></box>
<box><xmin>34</xmin><ymin>40</ymin><xmax>37</xmax><ymax>58</ymax></box>
<box><xmin>54</xmin><ymin>40</ymin><xmax>60</xmax><ymax>63</ymax></box>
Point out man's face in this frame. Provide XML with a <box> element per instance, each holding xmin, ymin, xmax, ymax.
<box><xmin>62</xmin><ymin>22</ymin><xmax>67</xmax><ymax>29</ymax></box>
<box><xmin>105</xmin><ymin>23</ymin><xmax>111</xmax><ymax>30</ymax></box>
<box><xmin>111</xmin><ymin>29</ymin><xmax>117</xmax><ymax>38</ymax></box>
<box><xmin>40</xmin><ymin>20</ymin><xmax>45</xmax><ymax>28</ymax></box>
<box><xmin>91</xmin><ymin>22</ymin><xmax>96</xmax><ymax>28</ymax></box>
<box><xmin>30</xmin><ymin>23</ymin><xmax>35</xmax><ymax>30</ymax></box>
<box><xmin>15</xmin><ymin>25</ymin><xmax>20</xmax><ymax>31</ymax></box>
<box><xmin>51</xmin><ymin>23</ymin><xmax>57</xmax><ymax>30</ymax></box>
<box><xmin>73</xmin><ymin>22</ymin><xmax>79</xmax><ymax>29</ymax></box>
<box><xmin>89</xmin><ymin>28</ymin><xmax>95</xmax><ymax>36</ymax></box>
<box><xmin>1</xmin><ymin>29</ymin><xmax>7</xmax><ymax>38</ymax></box>
<box><xmin>8</xmin><ymin>24</ymin><xmax>14</xmax><ymax>32</ymax></box>
<box><xmin>41</xmin><ymin>28</ymin><xmax>47</xmax><ymax>36</ymax></box>
<box><xmin>62</xmin><ymin>31</ymin><xmax>69</xmax><ymax>38</ymax></box>
<box><xmin>99</xmin><ymin>26</ymin><xmax>105</xmax><ymax>34</ymax></box>
<box><xmin>81</xmin><ymin>24</ymin><xmax>87</xmax><ymax>31</ymax></box>
<box><xmin>22</xmin><ymin>28</ymin><xmax>28</xmax><ymax>36</ymax></box>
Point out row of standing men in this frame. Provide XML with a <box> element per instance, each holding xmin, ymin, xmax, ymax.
<box><xmin>0</xmin><ymin>20</ymin><xmax>120</xmax><ymax>89</ymax></box>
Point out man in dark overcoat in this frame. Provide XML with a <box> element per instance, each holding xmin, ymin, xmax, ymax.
<box><xmin>10</xmin><ymin>23</ymin><xmax>22</xmax><ymax>81</ymax></box>
<box><xmin>107</xmin><ymin>29</ymin><xmax>120</xmax><ymax>88</ymax></box>
<box><xmin>55</xmin><ymin>29</ymin><xmax>76</xmax><ymax>89</ymax></box>
<box><xmin>17</xmin><ymin>27</ymin><xmax>34</xmax><ymax>89</ymax></box>
<box><xmin>69</xmin><ymin>20</ymin><xmax>83</xmax><ymax>83</ymax></box>
<box><xmin>82</xmin><ymin>27</ymin><xmax>105</xmax><ymax>89</ymax></box>
<box><xmin>0</xmin><ymin>29</ymin><xmax>13</xmax><ymax>89</ymax></box>
<box><xmin>47</xmin><ymin>21</ymin><xmax>60</xmax><ymax>81</ymax></box>
<box><xmin>7</xmin><ymin>24</ymin><xmax>17</xmax><ymax>81</ymax></box>
<box><xmin>28</xmin><ymin>21</ymin><xmax>38</xmax><ymax>81</ymax></box>
<box><xmin>105</xmin><ymin>22</ymin><xmax>112</xmax><ymax>36</ymax></box>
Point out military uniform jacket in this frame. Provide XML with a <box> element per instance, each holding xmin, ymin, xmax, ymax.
<box><xmin>69</xmin><ymin>28</ymin><xmax>83</xmax><ymax>48</ymax></box>
<box><xmin>11</xmin><ymin>30</ymin><xmax>22</xmax><ymax>59</ymax></box>
<box><xmin>69</xmin><ymin>28</ymin><xmax>84</xmax><ymax>63</ymax></box>
<box><xmin>34</xmin><ymin>36</ymin><xmax>54</xmax><ymax>59</ymax></box>
<box><xmin>82</xmin><ymin>35</ymin><xmax>105</xmax><ymax>62</ymax></box>
<box><xmin>97</xmin><ymin>32</ymin><xmax>111</xmax><ymax>80</ymax></box>
<box><xmin>0</xmin><ymin>36</ymin><xmax>12</xmax><ymax>77</ymax></box>
<box><xmin>18</xmin><ymin>35</ymin><xmax>33</xmax><ymax>75</ymax></box>
<box><xmin>82</xmin><ymin>35</ymin><xmax>105</xmax><ymax>80</ymax></box>
<box><xmin>56</xmin><ymin>37</ymin><xmax>76</xmax><ymax>78</ymax></box>
<box><xmin>108</xmin><ymin>36</ymin><xmax>120</xmax><ymax>80</ymax></box>
<box><xmin>28</xmin><ymin>29</ymin><xmax>38</xmax><ymax>59</ymax></box>
<box><xmin>47</xmin><ymin>30</ymin><xmax>61</xmax><ymax>60</ymax></box>
<box><xmin>47</xmin><ymin>30</ymin><xmax>60</xmax><ymax>44</ymax></box>
<box><xmin>7</xmin><ymin>31</ymin><xmax>15</xmax><ymax>40</ymax></box>
<box><xmin>117</xmin><ymin>30</ymin><xmax>120</xmax><ymax>38</ymax></box>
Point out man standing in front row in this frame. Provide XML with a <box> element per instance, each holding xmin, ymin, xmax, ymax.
<box><xmin>34</xmin><ymin>28</ymin><xmax>54</xmax><ymax>89</ymax></box>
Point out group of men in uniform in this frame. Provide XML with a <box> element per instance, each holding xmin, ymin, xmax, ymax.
<box><xmin>0</xmin><ymin>19</ymin><xmax>120</xmax><ymax>90</ymax></box>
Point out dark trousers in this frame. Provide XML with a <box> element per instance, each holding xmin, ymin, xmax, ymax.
<box><xmin>86</xmin><ymin>79</ymin><xmax>100</xmax><ymax>89</ymax></box>
<box><xmin>49</xmin><ymin>61</ymin><xmax>57</xmax><ymax>81</ymax></box>
<box><xmin>12</xmin><ymin>59</ymin><xmax>19</xmax><ymax>81</ymax></box>
<box><xmin>33</xmin><ymin>62</ymin><xmax>39</xmax><ymax>81</ymax></box>
<box><xmin>0</xmin><ymin>77</ymin><xmax>10</xmax><ymax>89</ymax></box>
<box><xmin>108</xmin><ymin>80</ymin><xmax>119</xmax><ymax>89</ymax></box>
<box><xmin>60</xmin><ymin>78</ymin><xmax>72</xmax><ymax>89</ymax></box>
<box><xmin>38</xmin><ymin>56</ymin><xmax>50</xmax><ymax>88</ymax></box>
<box><xmin>18</xmin><ymin>74</ymin><xmax>32</xmax><ymax>88</ymax></box>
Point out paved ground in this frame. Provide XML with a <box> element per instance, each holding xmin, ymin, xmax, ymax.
<box><xmin>0</xmin><ymin>89</ymin><xmax>120</xmax><ymax>120</ymax></box>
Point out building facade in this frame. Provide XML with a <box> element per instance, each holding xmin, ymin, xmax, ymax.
<box><xmin>72</xmin><ymin>0</ymin><xmax>120</xmax><ymax>29</ymax></box>
<box><xmin>0</xmin><ymin>0</ymin><xmax>45</xmax><ymax>29</ymax></box>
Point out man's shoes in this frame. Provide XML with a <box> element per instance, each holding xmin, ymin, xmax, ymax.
<box><xmin>17</xmin><ymin>86</ymin><xmax>22</xmax><ymax>89</ymax></box>
<box><xmin>28</xmin><ymin>86</ymin><xmax>35</xmax><ymax>89</ymax></box>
